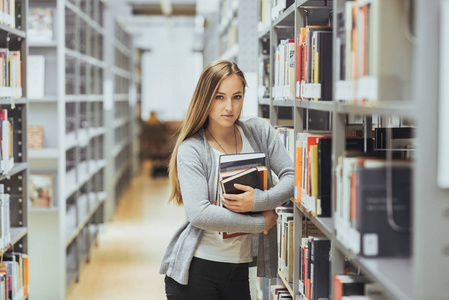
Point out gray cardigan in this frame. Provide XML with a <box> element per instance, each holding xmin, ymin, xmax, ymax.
<box><xmin>159</xmin><ymin>117</ymin><xmax>295</xmax><ymax>285</ymax></box>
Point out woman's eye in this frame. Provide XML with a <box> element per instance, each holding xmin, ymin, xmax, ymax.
<box><xmin>216</xmin><ymin>95</ymin><xmax>224</xmax><ymax>100</ymax></box>
<box><xmin>234</xmin><ymin>95</ymin><xmax>242</xmax><ymax>100</ymax></box>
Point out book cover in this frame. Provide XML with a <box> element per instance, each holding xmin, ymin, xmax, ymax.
<box><xmin>355</xmin><ymin>164</ymin><xmax>412</xmax><ymax>257</ymax></box>
<box><xmin>220</xmin><ymin>167</ymin><xmax>263</xmax><ymax>194</ymax></box>
<box><xmin>310</xmin><ymin>238</ymin><xmax>331</xmax><ymax>300</ymax></box>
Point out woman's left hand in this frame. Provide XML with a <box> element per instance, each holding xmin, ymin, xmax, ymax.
<box><xmin>221</xmin><ymin>184</ymin><xmax>255</xmax><ymax>213</ymax></box>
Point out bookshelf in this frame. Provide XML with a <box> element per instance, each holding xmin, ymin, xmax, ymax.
<box><xmin>254</xmin><ymin>0</ymin><xmax>448</xmax><ymax>299</ymax></box>
<box><xmin>27</xmin><ymin>0</ymin><xmax>139</xmax><ymax>298</ymax></box>
<box><xmin>0</xmin><ymin>0</ymin><xmax>31</xmax><ymax>297</ymax></box>
<box><xmin>103</xmin><ymin>7</ymin><xmax>138</xmax><ymax>221</ymax></box>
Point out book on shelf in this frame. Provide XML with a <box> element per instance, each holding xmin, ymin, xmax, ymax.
<box><xmin>0</xmin><ymin>109</ymin><xmax>14</xmax><ymax>174</ymax></box>
<box><xmin>354</xmin><ymin>158</ymin><xmax>412</xmax><ymax>257</ymax></box>
<box><xmin>335</xmin><ymin>0</ymin><xmax>413</xmax><ymax>102</ymax></box>
<box><xmin>0</xmin><ymin>185</ymin><xmax>11</xmax><ymax>250</ymax></box>
<box><xmin>28</xmin><ymin>7</ymin><xmax>54</xmax><ymax>42</ymax></box>
<box><xmin>310</xmin><ymin>237</ymin><xmax>331</xmax><ymax>300</ymax></box>
<box><xmin>273</xmin><ymin>39</ymin><xmax>295</xmax><ymax>100</ymax></box>
<box><xmin>28</xmin><ymin>125</ymin><xmax>44</xmax><ymax>149</ymax></box>
<box><xmin>29</xmin><ymin>173</ymin><xmax>54</xmax><ymax>208</ymax></box>
<box><xmin>276</xmin><ymin>207</ymin><xmax>293</xmax><ymax>282</ymax></box>
<box><xmin>335</xmin><ymin>154</ymin><xmax>412</xmax><ymax>257</ymax></box>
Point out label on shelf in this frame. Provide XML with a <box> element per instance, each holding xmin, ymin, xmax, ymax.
<box><xmin>301</xmin><ymin>83</ymin><xmax>321</xmax><ymax>99</ymax></box>
<box><xmin>335</xmin><ymin>80</ymin><xmax>354</xmax><ymax>102</ymax></box>
<box><xmin>357</xmin><ymin>76</ymin><xmax>378</xmax><ymax>101</ymax></box>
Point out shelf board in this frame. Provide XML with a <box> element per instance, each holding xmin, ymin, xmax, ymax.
<box><xmin>65</xmin><ymin>48</ymin><xmax>106</xmax><ymax>69</ymax></box>
<box><xmin>112</xmin><ymin>66</ymin><xmax>132</xmax><ymax>79</ymax></box>
<box><xmin>10</xmin><ymin>227</ymin><xmax>27</xmax><ymax>246</ymax></box>
<box><xmin>273</xmin><ymin>100</ymin><xmax>294</xmax><ymax>107</ymax></box>
<box><xmin>273</xmin><ymin>4</ymin><xmax>295</xmax><ymax>28</ymax></box>
<box><xmin>29</xmin><ymin>41</ymin><xmax>58</xmax><ymax>48</ymax></box>
<box><xmin>277</xmin><ymin>270</ymin><xmax>294</xmax><ymax>297</ymax></box>
<box><xmin>28</xmin><ymin>96</ymin><xmax>58</xmax><ymax>103</ymax></box>
<box><xmin>65</xmin><ymin>94</ymin><xmax>104</xmax><ymax>102</ymax></box>
<box><xmin>113</xmin><ymin>116</ymin><xmax>129</xmax><ymax>129</ymax></box>
<box><xmin>113</xmin><ymin>94</ymin><xmax>129</xmax><ymax>102</ymax></box>
<box><xmin>336</xmin><ymin>101</ymin><xmax>416</xmax><ymax>118</ymax></box>
<box><xmin>258</xmin><ymin>24</ymin><xmax>271</xmax><ymax>39</ymax></box>
<box><xmin>334</xmin><ymin>239</ymin><xmax>413</xmax><ymax>300</ymax></box>
<box><xmin>0</xmin><ymin>98</ymin><xmax>26</xmax><ymax>105</ymax></box>
<box><xmin>297</xmin><ymin>100</ymin><xmax>335</xmax><ymax>112</ymax></box>
<box><xmin>114</xmin><ymin>39</ymin><xmax>131</xmax><ymax>56</ymax></box>
<box><xmin>297</xmin><ymin>0</ymin><xmax>334</xmax><ymax>8</ymax></box>
<box><xmin>295</xmin><ymin>202</ymin><xmax>334</xmax><ymax>238</ymax></box>
<box><xmin>258</xmin><ymin>98</ymin><xmax>271</xmax><ymax>105</ymax></box>
<box><xmin>0</xmin><ymin>163</ymin><xmax>27</xmax><ymax>181</ymax></box>
<box><xmin>29</xmin><ymin>148</ymin><xmax>59</xmax><ymax>159</ymax></box>
<box><xmin>0</xmin><ymin>24</ymin><xmax>26</xmax><ymax>38</ymax></box>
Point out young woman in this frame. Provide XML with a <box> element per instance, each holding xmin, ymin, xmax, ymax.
<box><xmin>159</xmin><ymin>60</ymin><xmax>295</xmax><ymax>299</ymax></box>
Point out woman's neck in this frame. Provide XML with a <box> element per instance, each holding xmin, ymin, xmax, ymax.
<box><xmin>206</xmin><ymin>123</ymin><xmax>236</xmax><ymax>140</ymax></box>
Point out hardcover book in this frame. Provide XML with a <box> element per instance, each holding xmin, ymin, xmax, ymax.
<box><xmin>220</xmin><ymin>167</ymin><xmax>263</xmax><ymax>195</ymax></box>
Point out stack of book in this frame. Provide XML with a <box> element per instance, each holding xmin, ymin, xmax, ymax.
<box><xmin>217</xmin><ymin>152</ymin><xmax>267</xmax><ymax>239</ymax></box>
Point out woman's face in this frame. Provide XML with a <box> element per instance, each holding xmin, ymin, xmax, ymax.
<box><xmin>208</xmin><ymin>74</ymin><xmax>244</xmax><ymax>129</ymax></box>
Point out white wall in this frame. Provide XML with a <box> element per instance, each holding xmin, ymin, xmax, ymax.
<box><xmin>140</xmin><ymin>18</ymin><xmax>202</xmax><ymax>121</ymax></box>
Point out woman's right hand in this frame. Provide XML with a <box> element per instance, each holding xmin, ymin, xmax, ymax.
<box><xmin>261</xmin><ymin>210</ymin><xmax>278</xmax><ymax>234</ymax></box>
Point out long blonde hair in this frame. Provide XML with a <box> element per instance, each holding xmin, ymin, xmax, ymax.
<box><xmin>168</xmin><ymin>60</ymin><xmax>247</xmax><ymax>205</ymax></box>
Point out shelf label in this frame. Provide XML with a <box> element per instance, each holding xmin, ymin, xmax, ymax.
<box><xmin>439</xmin><ymin>0</ymin><xmax>449</xmax><ymax>188</ymax></box>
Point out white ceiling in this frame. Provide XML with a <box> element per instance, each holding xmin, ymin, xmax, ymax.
<box><xmin>105</xmin><ymin>0</ymin><xmax>218</xmax><ymax>49</ymax></box>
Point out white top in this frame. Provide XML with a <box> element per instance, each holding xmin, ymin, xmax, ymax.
<box><xmin>194</xmin><ymin>125</ymin><xmax>255</xmax><ymax>263</ymax></box>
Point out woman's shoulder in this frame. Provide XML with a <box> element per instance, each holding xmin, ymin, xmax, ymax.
<box><xmin>178</xmin><ymin>130</ymin><xmax>206</xmax><ymax>157</ymax></box>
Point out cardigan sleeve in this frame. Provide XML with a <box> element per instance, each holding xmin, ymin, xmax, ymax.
<box><xmin>250</xmin><ymin>119</ymin><xmax>295</xmax><ymax>212</ymax></box>
<box><xmin>177</xmin><ymin>142</ymin><xmax>266</xmax><ymax>233</ymax></box>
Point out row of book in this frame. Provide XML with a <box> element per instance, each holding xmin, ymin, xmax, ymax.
<box><xmin>276</xmin><ymin>207</ymin><xmax>323</xmax><ymax>283</ymax></box>
<box><xmin>0</xmin><ymin>185</ymin><xmax>10</xmax><ymax>249</ymax></box>
<box><xmin>0</xmin><ymin>109</ymin><xmax>14</xmax><ymax>174</ymax></box>
<box><xmin>334</xmin><ymin>154</ymin><xmax>412</xmax><ymax>257</ymax></box>
<box><xmin>334</xmin><ymin>274</ymin><xmax>386</xmax><ymax>300</ymax></box>
<box><xmin>0</xmin><ymin>251</ymin><xmax>29</xmax><ymax>300</ymax></box>
<box><xmin>294</xmin><ymin>127</ymin><xmax>414</xmax><ymax>257</ymax></box>
<box><xmin>0</xmin><ymin>50</ymin><xmax>22</xmax><ymax>98</ymax></box>
<box><xmin>0</xmin><ymin>0</ymin><xmax>16</xmax><ymax>28</ymax></box>
<box><xmin>335</xmin><ymin>0</ymin><xmax>413</xmax><ymax>103</ymax></box>
<box><xmin>296</xmin><ymin>26</ymin><xmax>333</xmax><ymax>101</ymax></box>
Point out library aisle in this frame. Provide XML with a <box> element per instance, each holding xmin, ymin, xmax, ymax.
<box><xmin>66</xmin><ymin>160</ymin><xmax>185</xmax><ymax>300</ymax></box>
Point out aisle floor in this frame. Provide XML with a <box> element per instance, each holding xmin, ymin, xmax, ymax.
<box><xmin>66</xmin><ymin>160</ymin><xmax>186</xmax><ymax>300</ymax></box>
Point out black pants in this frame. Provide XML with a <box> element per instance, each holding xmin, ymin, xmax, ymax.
<box><xmin>165</xmin><ymin>257</ymin><xmax>251</xmax><ymax>300</ymax></box>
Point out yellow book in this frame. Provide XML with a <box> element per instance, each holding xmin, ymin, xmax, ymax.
<box><xmin>310</xmin><ymin>145</ymin><xmax>318</xmax><ymax>216</ymax></box>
